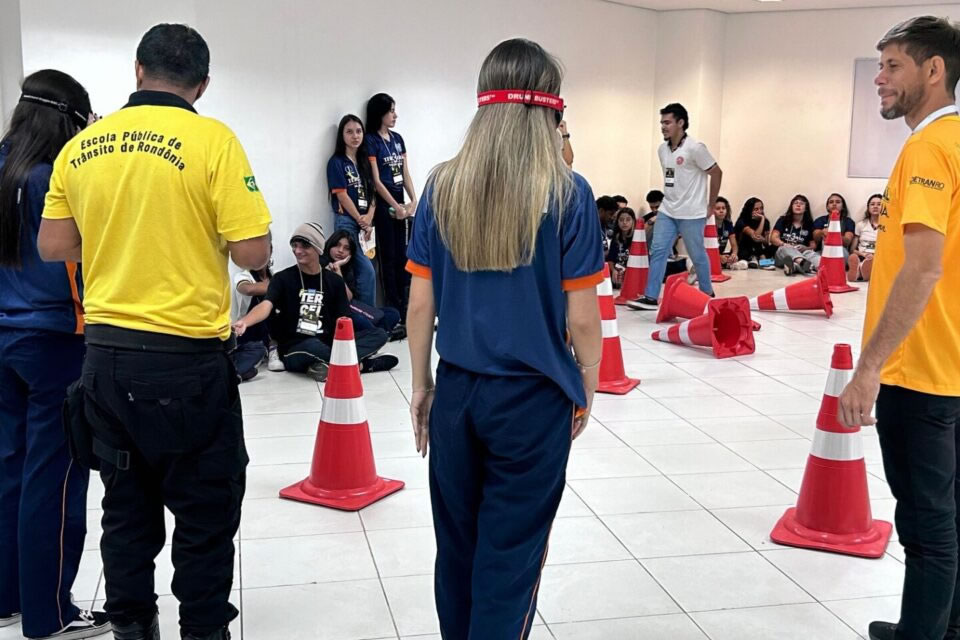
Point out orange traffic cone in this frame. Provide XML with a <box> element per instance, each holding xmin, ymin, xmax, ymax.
<box><xmin>598</xmin><ymin>264</ymin><xmax>640</xmax><ymax>395</ymax></box>
<box><xmin>749</xmin><ymin>268</ymin><xmax>834</xmax><ymax>318</ymax></box>
<box><xmin>650</xmin><ymin>297</ymin><xmax>755</xmax><ymax>359</ymax></box>
<box><xmin>614</xmin><ymin>228</ymin><xmax>649</xmax><ymax>305</ymax></box>
<box><xmin>770</xmin><ymin>344</ymin><xmax>892</xmax><ymax>558</ymax></box>
<box><xmin>821</xmin><ymin>210</ymin><xmax>858</xmax><ymax>294</ymax></box>
<box><xmin>657</xmin><ymin>273</ymin><xmax>761</xmax><ymax>331</ymax></box>
<box><xmin>279</xmin><ymin>317</ymin><xmax>404</xmax><ymax>511</ymax></box>
<box><xmin>704</xmin><ymin>214</ymin><xmax>731</xmax><ymax>283</ymax></box>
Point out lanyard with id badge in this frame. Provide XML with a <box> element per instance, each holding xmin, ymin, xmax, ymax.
<box><xmin>345</xmin><ymin>161</ymin><xmax>369</xmax><ymax>212</ymax></box>
<box><xmin>296</xmin><ymin>269</ymin><xmax>323</xmax><ymax>337</ymax></box>
<box><xmin>380</xmin><ymin>133</ymin><xmax>404</xmax><ymax>187</ymax></box>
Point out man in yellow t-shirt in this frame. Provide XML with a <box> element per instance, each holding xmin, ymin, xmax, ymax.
<box><xmin>838</xmin><ymin>16</ymin><xmax>960</xmax><ymax>640</ymax></box>
<box><xmin>37</xmin><ymin>24</ymin><xmax>270</xmax><ymax>640</ymax></box>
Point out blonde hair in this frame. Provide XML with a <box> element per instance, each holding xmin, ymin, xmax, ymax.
<box><xmin>430</xmin><ymin>39</ymin><xmax>572</xmax><ymax>272</ymax></box>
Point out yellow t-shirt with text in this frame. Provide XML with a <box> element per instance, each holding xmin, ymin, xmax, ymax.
<box><xmin>43</xmin><ymin>92</ymin><xmax>271</xmax><ymax>340</ymax></box>
<box><xmin>863</xmin><ymin>114</ymin><xmax>960</xmax><ymax>396</ymax></box>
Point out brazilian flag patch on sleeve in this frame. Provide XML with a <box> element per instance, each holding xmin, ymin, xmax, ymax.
<box><xmin>244</xmin><ymin>176</ymin><xmax>259</xmax><ymax>192</ymax></box>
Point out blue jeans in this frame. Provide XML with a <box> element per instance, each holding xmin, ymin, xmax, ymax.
<box><xmin>334</xmin><ymin>214</ymin><xmax>377</xmax><ymax>307</ymax></box>
<box><xmin>351</xmin><ymin>307</ymin><xmax>401</xmax><ymax>333</ymax></box>
<box><xmin>644</xmin><ymin>214</ymin><xmax>713</xmax><ymax>299</ymax></box>
<box><xmin>230</xmin><ymin>340</ymin><xmax>267</xmax><ymax>377</ymax></box>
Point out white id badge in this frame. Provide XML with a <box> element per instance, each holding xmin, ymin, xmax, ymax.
<box><xmin>392</xmin><ymin>172</ymin><xmax>404</xmax><ymax>185</ymax></box>
<box><xmin>358</xmin><ymin>198</ymin><xmax>368</xmax><ymax>210</ymax></box>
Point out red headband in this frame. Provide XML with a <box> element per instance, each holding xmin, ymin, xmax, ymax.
<box><xmin>477</xmin><ymin>90</ymin><xmax>564</xmax><ymax>112</ymax></box>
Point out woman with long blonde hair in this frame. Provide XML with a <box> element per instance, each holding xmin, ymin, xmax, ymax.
<box><xmin>405</xmin><ymin>38</ymin><xmax>603</xmax><ymax>638</ymax></box>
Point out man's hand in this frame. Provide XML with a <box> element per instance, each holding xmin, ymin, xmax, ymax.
<box><xmin>838</xmin><ymin>368</ymin><xmax>880</xmax><ymax>428</ymax></box>
<box><xmin>232</xmin><ymin>320</ymin><xmax>248</xmax><ymax>337</ymax></box>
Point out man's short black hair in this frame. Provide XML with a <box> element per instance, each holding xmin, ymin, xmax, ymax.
<box><xmin>136</xmin><ymin>23</ymin><xmax>210</xmax><ymax>89</ymax></box>
<box><xmin>612</xmin><ymin>195</ymin><xmax>628</xmax><ymax>205</ymax></box>
<box><xmin>877</xmin><ymin>16</ymin><xmax>960</xmax><ymax>98</ymax></box>
<box><xmin>596</xmin><ymin>196</ymin><xmax>619</xmax><ymax>212</ymax></box>
<box><xmin>660</xmin><ymin>103</ymin><xmax>689</xmax><ymax>131</ymax></box>
<box><xmin>645</xmin><ymin>189</ymin><xmax>664</xmax><ymax>204</ymax></box>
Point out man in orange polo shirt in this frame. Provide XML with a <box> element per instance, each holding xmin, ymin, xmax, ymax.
<box><xmin>838</xmin><ymin>16</ymin><xmax>960</xmax><ymax>640</ymax></box>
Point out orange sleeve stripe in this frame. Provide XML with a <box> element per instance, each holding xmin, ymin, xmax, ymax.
<box><xmin>405</xmin><ymin>260</ymin><xmax>432</xmax><ymax>279</ymax></box>
<box><xmin>562</xmin><ymin>270</ymin><xmax>604</xmax><ymax>291</ymax></box>
<box><xmin>65</xmin><ymin>262</ymin><xmax>84</xmax><ymax>335</ymax></box>
<box><xmin>330</xmin><ymin>188</ymin><xmax>347</xmax><ymax>194</ymax></box>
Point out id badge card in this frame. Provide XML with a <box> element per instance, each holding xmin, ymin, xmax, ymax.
<box><xmin>357</xmin><ymin>184</ymin><xmax>368</xmax><ymax>211</ymax></box>
<box><xmin>665</xmin><ymin>167</ymin><xmax>676</xmax><ymax>189</ymax></box>
<box><xmin>297</xmin><ymin>288</ymin><xmax>322</xmax><ymax>336</ymax></box>
<box><xmin>391</xmin><ymin>163</ymin><xmax>404</xmax><ymax>185</ymax></box>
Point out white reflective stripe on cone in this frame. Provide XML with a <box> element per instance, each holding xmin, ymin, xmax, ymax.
<box><xmin>321</xmin><ymin>395</ymin><xmax>368</xmax><ymax>425</ymax></box>
<box><xmin>635</xmin><ymin>229</ymin><xmax>647</xmax><ymax>242</ymax></box>
<box><xmin>601</xmin><ymin>319</ymin><xmax>619</xmax><ymax>339</ymax></box>
<box><xmin>678</xmin><ymin>319</ymin><xmax>695</xmax><ymax>346</ymax></box>
<box><xmin>330</xmin><ymin>339</ymin><xmax>359</xmax><ymax>366</ymax></box>
<box><xmin>598</xmin><ymin>278</ymin><xmax>613</xmax><ymax>296</ymax></box>
<box><xmin>823</xmin><ymin>245</ymin><xmax>845</xmax><ymax>259</ymax></box>
<box><xmin>823</xmin><ymin>367</ymin><xmax>850</xmax><ymax>398</ymax></box>
<box><xmin>773</xmin><ymin>288</ymin><xmax>789</xmax><ymax>309</ymax></box>
<box><xmin>748</xmin><ymin>297</ymin><xmax>760</xmax><ymax>311</ymax></box>
<box><xmin>829</xmin><ymin>220</ymin><xmax>841</xmax><ymax>232</ymax></box>
<box><xmin>704</xmin><ymin>238</ymin><xmax>719</xmax><ymax>249</ymax></box>
<box><xmin>811</xmin><ymin>429</ymin><xmax>863</xmax><ymax>461</ymax></box>
<box><xmin>627</xmin><ymin>255</ymin><xmax>649</xmax><ymax>268</ymax></box>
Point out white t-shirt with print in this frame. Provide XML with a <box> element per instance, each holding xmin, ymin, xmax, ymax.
<box><xmin>232</xmin><ymin>270</ymin><xmax>255</xmax><ymax>322</ymax></box>
<box><xmin>657</xmin><ymin>135</ymin><xmax>716</xmax><ymax>220</ymax></box>
<box><xmin>856</xmin><ymin>219</ymin><xmax>879</xmax><ymax>255</ymax></box>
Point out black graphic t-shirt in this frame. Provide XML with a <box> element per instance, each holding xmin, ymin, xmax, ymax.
<box><xmin>265</xmin><ymin>265</ymin><xmax>349</xmax><ymax>352</ymax></box>
<box><xmin>717</xmin><ymin>218</ymin><xmax>734</xmax><ymax>253</ymax></box>
<box><xmin>774</xmin><ymin>217</ymin><xmax>814</xmax><ymax>247</ymax></box>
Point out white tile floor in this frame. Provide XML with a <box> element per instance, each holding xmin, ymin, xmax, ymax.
<box><xmin>4</xmin><ymin>269</ymin><xmax>904</xmax><ymax>640</ymax></box>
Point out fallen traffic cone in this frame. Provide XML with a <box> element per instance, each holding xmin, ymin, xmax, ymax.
<box><xmin>657</xmin><ymin>273</ymin><xmax>761</xmax><ymax>331</ymax></box>
<box><xmin>598</xmin><ymin>264</ymin><xmax>640</xmax><ymax>394</ymax></box>
<box><xmin>749</xmin><ymin>268</ymin><xmax>834</xmax><ymax>318</ymax></box>
<box><xmin>770</xmin><ymin>344</ymin><xmax>892</xmax><ymax>558</ymax></box>
<box><xmin>705</xmin><ymin>214</ymin><xmax>731</xmax><ymax>283</ymax></box>
<box><xmin>279</xmin><ymin>317</ymin><xmax>404</xmax><ymax>511</ymax></box>
<box><xmin>614</xmin><ymin>228</ymin><xmax>649</xmax><ymax>305</ymax></box>
<box><xmin>650</xmin><ymin>297</ymin><xmax>755</xmax><ymax>359</ymax></box>
<box><xmin>821</xmin><ymin>210</ymin><xmax>858</xmax><ymax>294</ymax></box>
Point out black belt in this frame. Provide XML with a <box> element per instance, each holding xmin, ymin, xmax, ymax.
<box><xmin>85</xmin><ymin>324</ymin><xmax>235</xmax><ymax>354</ymax></box>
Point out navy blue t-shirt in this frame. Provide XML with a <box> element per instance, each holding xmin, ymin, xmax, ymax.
<box><xmin>406</xmin><ymin>172</ymin><xmax>604</xmax><ymax>407</ymax></box>
<box><xmin>326</xmin><ymin>154</ymin><xmax>371</xmax><ymax>216</ymax></box>
<box><xmin>773</xmin><ymin>217</ymin><xmax>815</xmax><ymax>247</ymax></box>
<box><xmin>0</xmin><ymin>143</ymin><xmax>84</xmax><ymax>334</ymax></box>
<box><xmin>814</xmin><ymin>214</ymin><xmax>855</xmax><ymax>249</ymax></box>
<box><xmin>365</xmin><ymin>131</ymin><xmax>406</xmax><ymax>197</ymax></box>
<box><xmin>716</xmin><ymin>218</ymin><xmax>734</xmax><ymax>253</ymax></box>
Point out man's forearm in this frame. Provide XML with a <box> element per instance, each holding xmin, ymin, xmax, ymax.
<box><xmin>859</xmin><ymin>264</ymin><xmax>941</xmax><ymax>373</ymax></box>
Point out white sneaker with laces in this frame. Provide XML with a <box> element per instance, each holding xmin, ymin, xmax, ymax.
<box><xmin>267</xmin><ymin>347</ymin><xmax>285</xmax><ymax>372</ymax></box>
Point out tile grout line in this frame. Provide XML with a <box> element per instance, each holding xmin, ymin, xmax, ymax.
<box><xmin>359</xmin><ymin>510</ymin><xmax>404</xmax><ymax>640</ymax></box>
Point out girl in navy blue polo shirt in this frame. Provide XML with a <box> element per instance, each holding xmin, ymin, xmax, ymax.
<box><xmin>0</xmin><ymin>70</ymin><xmax>110</xmax><ymax>639</ymax></box>
<box><xmin>365</xmin><ymin>93</ymin><xmax>416</xmax><ymax>318</ymax></box>
<box><xmin>326</xmin><ymin>114</ymin><xmax>377</xmax><ymax>306</ymax></box>
<box><xmin>405</xmin><ymin>39</ymin><xmax>603</xmax><ymax>640</ymax></box>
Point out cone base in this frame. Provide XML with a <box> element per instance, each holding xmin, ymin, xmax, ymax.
<box><xmin>710</xmin><ymin>274</ymin><xmax>731</xmax><ymax>282</ymax></box>
<box><xmin>279</xmin><ymin>476</ymin><xmax>405</xmax><ymax>511</ymax></box>
<box><xmin>828</xmin><ymin>284</ymin><xmax>859</xmax><ymax>294</ymax></box>
<box><xmin>770</xmin><ymin>507</ymin><xmax>893</xmax><ymax>559</ymax></box>
<box><xmin>597</xmin><ymin>376</ymin><xmax>640</xmax><ymax>395</ymax></box>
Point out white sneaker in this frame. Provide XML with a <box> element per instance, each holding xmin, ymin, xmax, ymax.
<box><xmin>730</xmin><ymin>260</ymin><xmax>748</xmax><ymax>271</ymax></box>
<box><xmin>267</xmin><ymin>347</ymin><xmax>285</xmax><ymax>372</ymax></box>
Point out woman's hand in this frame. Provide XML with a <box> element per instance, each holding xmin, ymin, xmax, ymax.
<box><xmin>359</xmin><ymin>212</ymin><xmax>374</xmax><ymax>231</ymax></box>
<box><xmin>573</xmin><ymin>367</ymin><xmax>599</xmax><ymax>440</ymax></box>
<box><xmin>410</xmin><ymin>389</ymin><xmax>434</xmax><ymax>457</ymax></box>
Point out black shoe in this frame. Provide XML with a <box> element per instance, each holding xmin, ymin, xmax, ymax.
<box><xmin>748</xmin><ymin>257</ymin><xmax>759</xmax><ymax>269</ymax></box>
<box><xmin>239</xmin><ymin>367</ymin><xmax>258</xmax><ymax>382</ymax></box>
<box><xmin>388</xmin><ymin>324</ymin><xmax>407</xmax><ymax>342</ymax></box>
<box><xmin>626</xmin><ymin>296</ymin><xmax>659</xmax><ymax>311</ymax></box>
<box><xmin>38</xmin><ymin>610</ymin><xmax>111</xmax><ymax>639</ymax></box>
<box><xmin>307</xmin><ymin>361</ymin><xmax>329</xmax><ymax>382</ymax></box>
<box><xmin>360</xmin><ymin>354</ymin><xmax>399</xmax><ymax>373</ymax></box>
<box><xmin>112</xmin><ymin>613</ymin><xmax>159</xmax><ymax>640</ymax></box>
<box><xmin>868</xmin><ymin>621</ymin><xmax>897</xmax><ymax>640</ymax></box>
<box><xmin>0</xmin><ymin>612</ymin><xmax>20</xmax><ymax>628</ymax></box>
<box><xmin>183</xmin><ymin>628</ymin><xmax>230</xmax><ymax>640</ymax></box>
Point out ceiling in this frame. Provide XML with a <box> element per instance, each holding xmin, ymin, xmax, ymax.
<box><xmin>607</xmin><ymin>0</ymin><xmax>950</xmax><ymax>13</ymax></box>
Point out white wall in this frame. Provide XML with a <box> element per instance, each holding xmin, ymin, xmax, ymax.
<box><xmin>18</xmin><ymin>0</ymin><xmax>658</xmax><ymax>269</ymax></box>
<box><xmin>0</xmin><ymin>0</ymin><xmax>23</xmax><ymax>124</ymax></box>
<box><xmin>718</xmin><ymin>3</ymin><xmax>960</xmax><ymax>223</ymax></box>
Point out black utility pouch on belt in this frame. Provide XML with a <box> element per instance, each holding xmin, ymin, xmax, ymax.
<box><xmin>63</xmin><ymin>378</ymin><xmax>100</xmax><ymax>471</ymax></box>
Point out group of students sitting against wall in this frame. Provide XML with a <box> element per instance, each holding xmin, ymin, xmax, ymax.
<box><xmin>228</xmin><ymin>93</ymin><xmax>416</xmax><ymax>383</ymax></box>
<box><xmin>602</xmin><ymin>190</ymin><xmax>881</xmax><ymax>286</ymax></box>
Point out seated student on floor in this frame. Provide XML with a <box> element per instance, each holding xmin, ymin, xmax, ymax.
<box><xmin>813</xmin><ymin>192</ymin><xmax>856</xmax><ymax>259</ymax></box>
<box><xmin>324</xmin><ymin>229</ymin><xmax>405</xmax><ymax>340</ymax></box>
<box><xmin>612</xmin><ymin>194</ymin><xmax>628</xmax><ymax>211</ymax></box>
<box><xmin>232</xmin><ymin>222</ymin><xmax>397</xmax><ymax>382</ymax></box>
<box><xmin>771</xmin><ymin>194</ymin><xmax>820</xmax><ymax>276</ymax></box>
<box><xmin>596</xmin><ymin>195</ymin><xmax>619</xmax><ymax>251</ymax></box>
<box><xmin>848</xmin><ymin>193</ymin><xmax>882</xmax><ymax>282</ymax></box>
<box><xmin>642</xmin><ymin>189</ymin><xmax>663</xmax><ymax>237</ymax></box>
<box><xmin>607</xmin><ymin>207</ymin><xmax>636</xmax><ymax>287</ymax></box>
<box><xmin>714</xmin><ymin>196</ymin><xmax>743</xmax><ymax>269</ymax></box>
<box><xmin>734</xmin><ymin>196</ymin><xmax>775</xmax><ymax>268</ymax></box>
<box><xmin>231</xmin><ymin>247</ymin><xmax>281</xmax><ymax>381</ymax></box>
